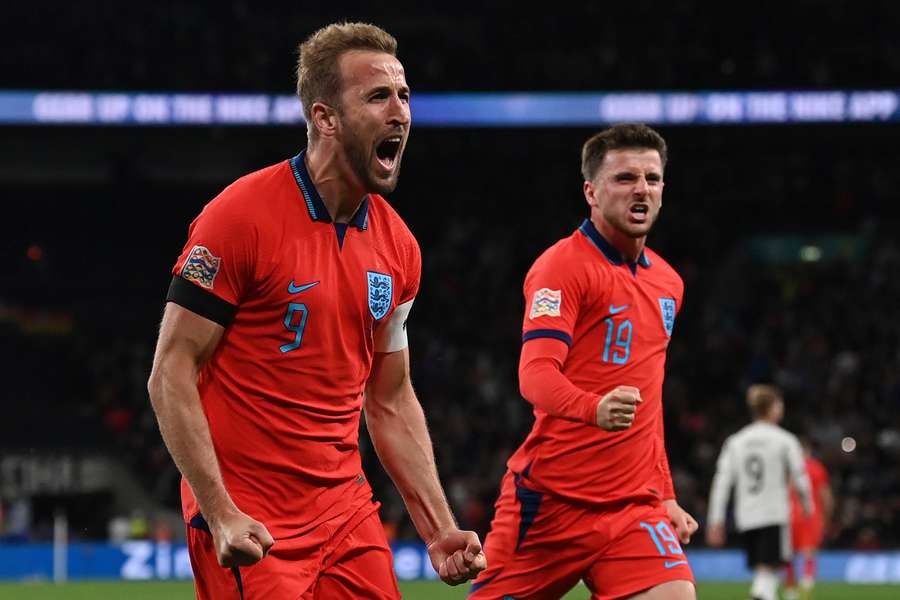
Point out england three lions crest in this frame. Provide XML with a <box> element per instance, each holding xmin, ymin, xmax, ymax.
<box><xmin>367</xmin><ymin>271</ymin><xmax>393</xmax><ymax>320</ymax></box>
<box><xmin>658</xmin><ymin>297</ymin><xmax>676</xmax><ymax>337</ymax></box>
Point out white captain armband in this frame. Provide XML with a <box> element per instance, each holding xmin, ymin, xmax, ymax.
<box><xmin>374</xmin><ymin>298</ymin><xmax>414</xmax><ymax>352</ymax></box>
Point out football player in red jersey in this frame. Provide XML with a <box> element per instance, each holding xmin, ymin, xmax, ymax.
<box><xmin>784</xmin><ymin>438</ymin><xmax>833</xmax><ymax>600</ymax></box>
<box><xmin>148</xmin><ymin>22</ymin><xmax>484</xmax><ymax>600</ymax></box>
<box><xmin>470</xmin><ymin>124</ymin><xmax>696</xmax><ymax>600</ymax></box>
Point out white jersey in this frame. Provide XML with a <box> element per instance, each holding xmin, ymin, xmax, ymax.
<box><xmin>707</xmin><ymin>421</ymin><xmax>812</xmax><ymax>532</ymax></box>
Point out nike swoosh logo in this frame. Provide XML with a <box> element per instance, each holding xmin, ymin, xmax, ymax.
<box><xmin>288</xmin><ymin>280</ymin><xmax>320</xmax><ymax>294</ymax></box>
<box><xmin>609</xmin><ymin>304</ymin><xmax>630</xmax><ymax>314</ymax></box>
<box><xmin>664</xmin><ymin>560</ymin><xmax>687</xmax><ymax>569</ymax></box>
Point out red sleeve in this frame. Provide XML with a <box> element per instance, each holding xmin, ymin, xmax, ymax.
<box><xmin>658</xmin><ymin>415</ymin><xmax>675</xmax><ymax>500</ymax></box>
<box><xmin>518</xmin><ymin>337</ymin><xmax>598</xmax><ymax>424</ymax></box>
<box><xmin>400</xmin><ymin>234</ymin><xmax>421</xmax><ymax>304</ymax></box>
<box><xmin>171</xmin><ymin>194</ymin><xmax>257</xmax><ymax>307</ymax></box>
<box><xmin>812</xmin><ymin>459</ymin><xmax>830</xmax><ymax>488</ymax></box>
<box><xmin>521</xmin><ymin>251</ymin><xmax>593</xmax><ymax>347</ymax></box>
<box><xmin>658</xmin><ymin>266</ymin><xmax>682</xmax><ymax>498</ymax></box>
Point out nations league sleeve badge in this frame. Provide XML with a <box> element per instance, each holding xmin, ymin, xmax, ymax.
<box><xmin>181</xmin><ymin>245</ymin><xmax>222</xmax><ymax>289</ymax></box>
<box><xmin>529</xmin><ymin>288</ymin><xmax>562</xmax><ymax>319</ymax></box>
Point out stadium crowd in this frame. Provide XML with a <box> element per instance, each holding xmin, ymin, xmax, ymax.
<box><xmin>4</xmin><ymin>1</ymin><xmax>900</xmax><ymax>93</ymax></box>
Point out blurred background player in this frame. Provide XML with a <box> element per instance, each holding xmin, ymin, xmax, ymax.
<box><xmin>784</xmin><ymin>438</ymin><xmax>834</xmax><ymax>600</ymax></box>
<box><xmin>470</xmin><ymin>124</ymin><xmax>697</xmax><ymax>600</ymax></box>
<box><xmin>148</xmin><ymin>22</ymin><xmax>484</xmax><ymax>600</ymax></box>
<box><xmin>706</xmin><ymin>384</ymin><xmax>813</xmax><ymax>600</ymax></box>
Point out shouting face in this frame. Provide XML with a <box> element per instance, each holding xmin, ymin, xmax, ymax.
<box><xmin>584</xmin><ymin>148</ymin><xmax>664</xmax><ymax>240</ymax></box>
<box><xmin>334</xmin><ymin>50</ymin><xmax>411</xmax><ymax>195</ymax></box>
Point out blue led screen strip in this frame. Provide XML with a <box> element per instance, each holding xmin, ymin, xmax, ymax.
<box><xmin>0</xmin><ymin>90</ymin><xmax>897</xmax><ymax>126</ymax></box>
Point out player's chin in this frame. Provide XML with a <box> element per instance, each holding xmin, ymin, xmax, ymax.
<box><xmin>368</xmin><ymin>168</ymin><xmax>401</xmax><ymax>195</ymax></box>
<box><xmin>623</xmin><ymin>223</ymin><xmax>652</xmax><ymax>238</ymax></box>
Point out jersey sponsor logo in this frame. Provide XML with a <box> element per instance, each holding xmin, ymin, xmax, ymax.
<box><xmin>180</xmin><ymin>245</ymin><xmax>221</xmax><ymax>289</ymax></box>
<box><xmin>663</xmin><ymin>559</ymin><xmax>688</xmax><ymax>569</ymax></box>
<box><xmin>287</xmin><ymin>280</ymin><xmax>319</xmax><ymax>294</ymax></box>
<box><xmin>367</xmin><ymin>271</ymin><xmax>393</xmax><ymax>320</ymax></box>
<box><xmin>658</xmin><ymin>297</ymin><xmax>676</xmax><ymax>336</ymax></box>
<box><xmin>529</xmin><ymin>288</ymin><xmax>562</xmax><ymax>319</ymax></box>
<box><xmin>609</xmin><ymin>303</ymin><xmax>630</xmax><ymax>314</ymax></box>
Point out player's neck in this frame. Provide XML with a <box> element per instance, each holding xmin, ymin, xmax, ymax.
<box><xmin>305</xmin><ymin>144</ymin><xmax>366</xmax><ymax>223</ymax></box>
<box><xmin>592</xmin><ymin>217</ymin><xmax>647</xmax><ymax>263</ymax></box>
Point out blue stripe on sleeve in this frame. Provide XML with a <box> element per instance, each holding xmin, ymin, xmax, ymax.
<box><xmin>522</xmin><ymin>329</ymin><xmax>573</xmax><ymax>346</ymax></box>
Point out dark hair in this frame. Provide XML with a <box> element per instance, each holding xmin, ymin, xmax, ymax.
<box><xmin>580</xmin><ymin>123</ymin><xmax>668</xmax><ymax>181</ymax></box>
<box><xmin>296</xmin><ymin>22</ymin><xmax>397</xmax><ymax>138</ymax></box>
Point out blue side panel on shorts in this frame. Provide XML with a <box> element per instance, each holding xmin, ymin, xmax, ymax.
<box><xmin>189</xmin><ymin>512</ymin><xmax>244</xmax><ymax>599</ymax></box>
<box><xmin>231</xmin><ymin>567</ymin><xmax>244</xmax><ymax>600</ymax></box>
<box><xmin>514</xmin><ymin>475</ymin><xmax>543</xmax><ymax>551</ymax></box>
<box><xmin>468</xmin><ymin>573</ymin><xmax>497</xmax><ymax>594</ymax></box>
<box><xmin>189</xmin><ymin>512</ymin><xmax>210</xmax><ymax>532</ymax></box>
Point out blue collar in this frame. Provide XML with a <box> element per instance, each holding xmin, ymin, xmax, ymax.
<box><xmin>578</xmin><ymin>219</ymin><xmax>651</xmax><ymax>269</ymax></box>
<box><xmin>289</xmin><ymin>150</ymin><xmax>369</xmax><ymax>230</ymax></box>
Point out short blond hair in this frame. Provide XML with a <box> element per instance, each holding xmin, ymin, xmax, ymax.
<box><xmin>296</xmin><ymin>22</ymin><xmax>397</xmax><ymax>137</ymax></box>
<box><xmin>746</xmin><ymin>384</ymin><xmax>783</xmax><ymax>419</ymax></box>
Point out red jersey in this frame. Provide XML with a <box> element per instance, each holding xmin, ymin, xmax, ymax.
<box><xmin>509</xmin><ymin>219</ymin><xmax>683</xmax><ymax>505</ymax></box>
<box><xmin>791</xmin><ymin>457</ymin><xmax>829</xmax><ymax>523</ymax></box>
<box><xmin>168</xmin><ymin>150</ymin><xmax>421</xmax><ymax>539</ymax></box>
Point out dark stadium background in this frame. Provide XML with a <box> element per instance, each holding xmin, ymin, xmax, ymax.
<box><xmin>1</xmin><ymin>0</ymin><xmax>898</xmax><ymax>562</ymax></box>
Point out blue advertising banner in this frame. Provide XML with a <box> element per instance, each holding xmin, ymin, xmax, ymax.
<box><xmin>1</xmin><ymin>543</ymin><xmax>899</xmax><ymax>583</ymax></box>
<box><xmin>0</xmin><ymin>90</ymin><xmax>898</xmax><ymax>127</ymax></box>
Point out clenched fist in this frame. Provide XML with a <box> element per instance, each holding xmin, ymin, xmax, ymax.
<box><xmin>595</xmin><ymin>385</ymin><xmax>642</xmax><ymax>431</ymax></box>
<box><xmin>208</xmin><ymin>508</ymin><xmax>275</xmax><ymax>568</ymax></box>
<box><xmin>426</xmin><ymin>527</ymin><xmax>487</xmax><ymax>586</ymax></box>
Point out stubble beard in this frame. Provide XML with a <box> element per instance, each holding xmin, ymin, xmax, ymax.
<box><xmin>607</xmin><ymin>208</ymin><xmax>656</xmax><ymax>239</ymax></box>
<box><xmin>343</xmin><ymin>123</ymin><xmax>400</xmax><ymax>196</ymax></box>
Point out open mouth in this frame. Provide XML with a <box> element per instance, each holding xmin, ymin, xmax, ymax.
<box><xmin>629</xmin><ymin>204</ymin><xmax>649</xmax><ymax>222</ymax></box>
<box><xmin>375</xmin><ymin>136</ymin><xmax>402</xmax><ymax>170</ymax></box>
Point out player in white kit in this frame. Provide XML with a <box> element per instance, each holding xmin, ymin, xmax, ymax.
<box><xmin>706</xmin><ymin>384</ymin><xmax>812</xmax><ymax>600</ymax></box>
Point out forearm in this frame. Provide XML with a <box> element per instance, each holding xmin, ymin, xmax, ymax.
<box><xmin>365</xmin><ymin>385</ymin><xmax>456</xmax><ymax>542</ymax></box>
<box><xmin>149</xmin><ymin>366</ymin><xmax>236</xmax><ymax>521</ymax></box>
<box><xmin>707</xmin><ymin>473</ymin><xmax>730</xmax><ymax>526</ymax></box>
<box><xmin>519</xmin><ymin>339</ymin><xmax>597</xmax><ymax>424</ymax></box>
<box><xmin>821</xmin><ymin>488</ymin><xmax>834</xmax><ymax>521</ymax></box>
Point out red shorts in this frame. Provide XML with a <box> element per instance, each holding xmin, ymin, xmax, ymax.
<box><xmin>791</xmin><ymin>514</ymin><xmax>824</xmax><ymax>551</ymax></box>
<box><xmin>187</xmin><ymin>503</ymin><xmax>400</xmax><ymax>600</ymax></box>
<box><xmin>470</xmin><ymin>471</ymin><xmax>694</xmax><ymax>600</ymax></box>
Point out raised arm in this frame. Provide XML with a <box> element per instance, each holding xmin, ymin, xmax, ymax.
<box><xmin>147</xmin><ymin>303</ymin><xmax>273</xmax><ymax>567</ymax></box>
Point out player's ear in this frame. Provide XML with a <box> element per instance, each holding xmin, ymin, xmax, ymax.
<box><xmin>583</xmin><ymin>180</ymin><xmax>597</xmax><ymax>208</ymax></box>
<box><xmin>310</xmin><ymin>102</ymin><xmax>339</xmax><ymax>139</ymax></box>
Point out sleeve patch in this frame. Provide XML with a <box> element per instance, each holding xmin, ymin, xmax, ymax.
<box><xmin>529</xmin><ymin>288</ymin><xmax>562</xmax><ymax>319</ymax></box>
<box><xmin>180</xmin><ymin>245</ymin><xmax>221</xmax><ymax>289</ymax></box>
